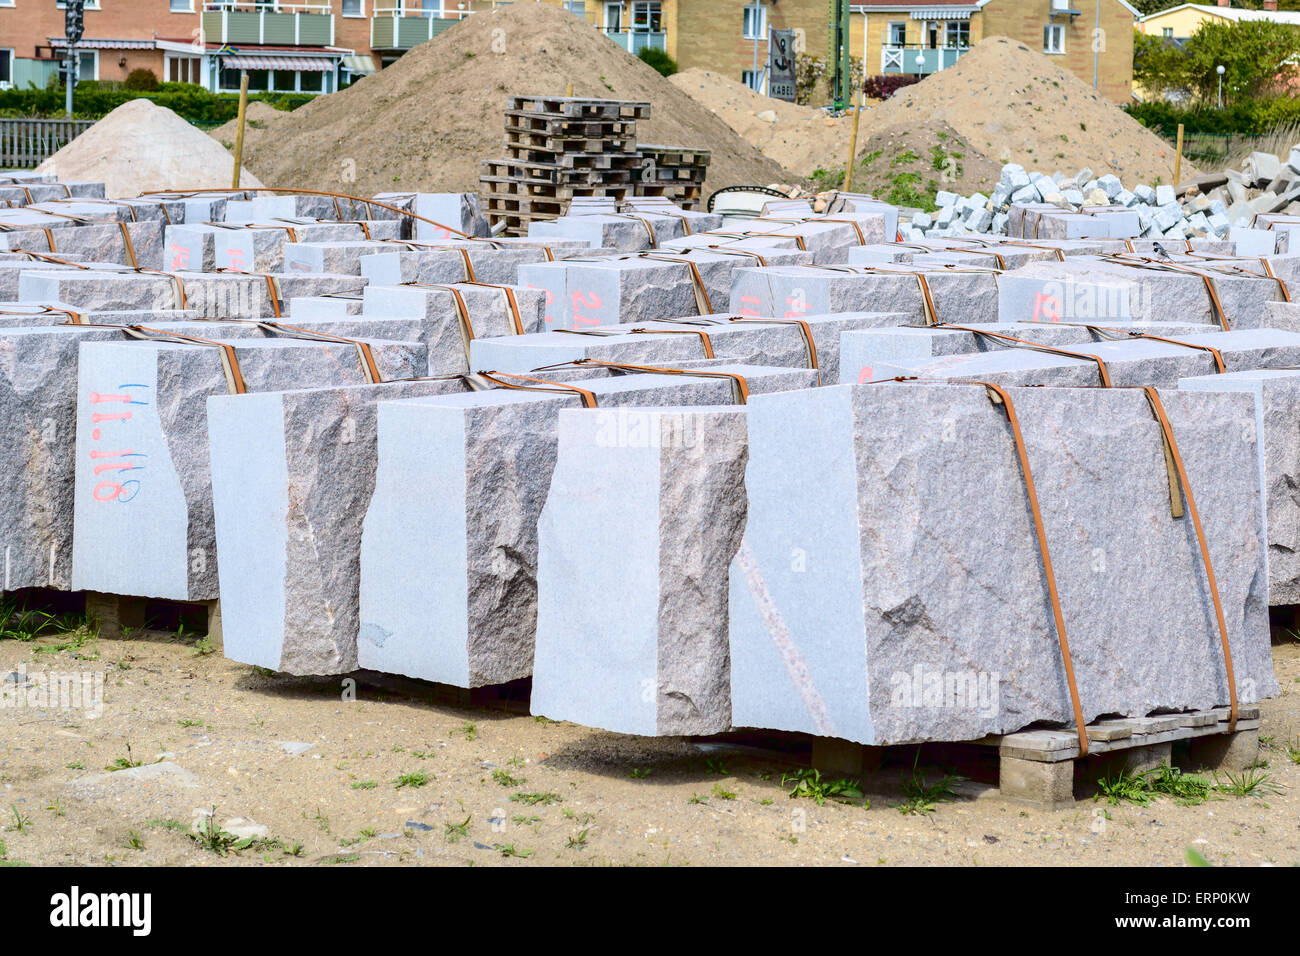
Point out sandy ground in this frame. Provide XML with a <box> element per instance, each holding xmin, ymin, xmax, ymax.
<box><xmin>2</xmin><ymin>631</ymin><xmax>1296</xmax><ymax>868</ymax></box>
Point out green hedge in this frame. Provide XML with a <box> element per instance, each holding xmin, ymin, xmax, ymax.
<box><xmin>0</xmin><ymin>83</ymin><xmax>313</xmax><ymax>124</ymax></box>
<box><xmin>1125</xmin><ymin>98</ymin><xmax>1300</xmax><ymax>137</ymax></box>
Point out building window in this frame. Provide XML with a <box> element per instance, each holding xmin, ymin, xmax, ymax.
<box><xmin>631</xmin><ymin>1</ymin><xmax>660</xmax><ymax>33</ymax></box>
<box><xmin>0</xmin><ymin>49</ymin><xmax>12</xmax><ymax>89</ymax></box>
<box><xmin>342</xmin><ymin>0</ymin><xmax>364</xmax><ymax>16</ymax></box>
<box><xmin>1162</xmin><ymin>27</ymin><xmax>1173</xmax><ymax>38</ymax></box>
<box><xmin>59</xmin><ymin>50</ymin><xmax>97</xmax><ymax>83</ymax></box>
<box><xmin>742</xmin><ymin>3</ymin><xmax>766</xmax><ymax>40</ymax></box>
<box><xmin>1043</xmin><ymin>24</ymin><xmax>1065</xmax><ymax>55</ymax></box>
<box><xmin>945</xmin><ymin>21</ymin><xmax>969</xmax><ymax>49</ymax></box>
<box><xmin>165</xmin><ymin>55</ymin><xmax>201</xmax><ymax>84</ymax></box>
<box><xmin>888</xmin><ymin>22</ymin><xmax>907</xmax><ymax>47</ymax></box>
<box><xmin>169</xmin><ymin>0</ymin><xmax>193</xmax><ymax>12</ymax></box>
<box><xmin>742</xmin><ymin>69</ymin><xmax>762</xmax><ymax>91</ymax></box>
<box><xmin>564</xmin><ymin>1</ymin><xmax>585</xmax><ymax>17</ymax></box>
<box><xmin>300</xmin><ymin>70</ymin><xmax>323</xmax><ymax>92</ymax></box>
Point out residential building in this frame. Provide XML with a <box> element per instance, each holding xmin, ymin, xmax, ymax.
<box><xmin>848</xmin><ymin>0</ymin><xmax>1140</xmax><ymax>104</ymax></box>
<box><xmin>1137</xmin><ymin>1</ymin><xmax>1300</xmax><ymax>41</ymax></box>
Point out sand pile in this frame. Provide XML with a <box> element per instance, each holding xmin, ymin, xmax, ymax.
<box><xmin>37</xmin><ymin>98</ymin><xmax>262</xmax><ymax>198</ymax></box>
<box><xmin>238</xmin><ymin>3</ymin><xmax>788</xmax><ymax>196</ymax></box>
<box><xmin>209</xmin><ymin>100</ymin><xmax>288</xmax><ymax>154</ymax></box>
<box><xmin>668</xmin><ymin>68</ymin><xmax>858</xmax><ymax>178</ymax></box>
<box><xmin>861</xmin><ymin>37</ymin><xmax>1193</xmax><ymax>183</ymax></box>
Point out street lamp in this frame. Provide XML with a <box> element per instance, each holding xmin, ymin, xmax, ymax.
<box><xmin>1216</xmin><ymin>64</ymin><xmax>1225</xmax><ymax>108</ymax></box>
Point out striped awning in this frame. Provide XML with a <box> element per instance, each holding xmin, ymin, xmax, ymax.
<box><xmin>341</xmin><ymin>54</ymin><xmax>377</xmax><ymax>74</ymax></box>
<box><xmin>46</xmin><ymin>37</ymin><xmax>157</xmax><ymax>50</ymax></box>
<box><xmin>222</xmin><ymin>54</ymin><xmax>335</xmax><ymax>72</ymax></box>
<box><xmin>910</xmin><ymin>8</ymin><xmax>975</xmax><ymax>19</ymax></box>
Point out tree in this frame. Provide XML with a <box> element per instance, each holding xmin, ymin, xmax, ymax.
<box><xmin>1133</xmin><ymin>20</ymin><xmax>1300</xmax><ymax>103</ymax></box>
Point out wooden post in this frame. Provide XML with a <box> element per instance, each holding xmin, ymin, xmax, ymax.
<box><xmin>842</xmin><ymin>89</ymin><xmax>863</xmax><ymax>193</ymax></box>
<box><xmin>566</xmin><ymin>81</ymin><xmax>574</xmax><ymax>97</ymax></box>
<box><xmin>231</xmin><ymin>72</ymin><xmax>250</xmax><ymax>190</ymax></box>
<box><xmin>1173</xmin><ymin>122</ymin><xmax>1184</xmax><ymax>187</ymax></box>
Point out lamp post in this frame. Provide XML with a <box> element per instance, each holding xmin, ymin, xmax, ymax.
<box><xmin>1216</xmin><ymin>64</ymin><xmax>1225</xmax><ymax>108</ymax></box>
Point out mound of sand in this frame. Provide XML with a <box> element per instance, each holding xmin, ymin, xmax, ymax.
<box><xmin>668</xmin><ymin>68</ymin><xmax>858</xmax><ymax>178</ymax></box>
<box><xmin>208</xmin><ymin>100</ymin><xmax>288</xmax><ymax>153</ymax></box>
<box><xmin>37</xmin><ymin>98</ymin><xmax>262</xmax><ymax>198</ymax></box>
<box><xmin>862</xmin><ymin>37</ymin><xmax>1193</xmax><ymax>184</ymax></box>
<box><xmin>238</xmin><ymin>3</ymin><xmax>788</xmax><ymax>196</ymax></box>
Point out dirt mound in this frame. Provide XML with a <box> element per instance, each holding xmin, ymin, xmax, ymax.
<box><xmin>843</xmin><ymin>122</ymin><xmax>1003</xmax><ymax>210</ymax></box>
<box><xmin>668</xmin><ymin>68</ymin><xmax>859</xmax><ymax>178</ymax></box>
<box><xmin>208</xmin><ymin>101</ymin><xmax>288</xmax><ymax>153</ymax></box>
<box><xmin>36</xmin><ymin>98</ymin><xmax>262</xmax><ymax>198</ymax></box>
<box><xmin>238</xmin><ymin>3</ymin><xmax>788</xmax><ymax>197</ymax></box>
<box><xmin>861</xmin><ymin>36</ymin><xmax>1192</xmax><ymax>185</ymax></box>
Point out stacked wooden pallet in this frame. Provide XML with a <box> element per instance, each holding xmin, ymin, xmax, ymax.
<box><xmin>633</xmin><ymin>144</ymin><xmax>711</xmax><ymax>210</ymax></box>
<box><xmin>480</xmin><ymin>96</ymin><xmax>652</xmax><ymax>236</ymax></box>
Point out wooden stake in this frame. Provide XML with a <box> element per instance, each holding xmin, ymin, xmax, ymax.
<box><xmin>1173</xmin><ymin>122</ymin><xmax>1184</xmax><ymax>187</ymax></box>
<box><xmin>566</xmin><ymin>81</ymin><xmax>574</xmax><ymax>97</ymax></box>
<box><xmin>231</xmin><ymin>72</ymin><xmax>250</xmax><ymax>190</ymax></box>
<box><xmin>842</xmin><ymin>90</ymin><xmax>863</xmax><ymax>193</ymax></box>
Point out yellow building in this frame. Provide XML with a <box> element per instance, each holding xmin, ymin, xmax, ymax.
<box><xmin>1137</xmin><ymin>2</ymin><xmax>1300</xmax><ymax>42</ymax></box>
<box><xmin>847</xmin><ymin>0</ymin><xmax>1139</xmax><ymax>103</ymax></box>
<box><xmin>536</xmin><ymin>1</ymin><xmax>832</xmax><ymax>92</ymax></box>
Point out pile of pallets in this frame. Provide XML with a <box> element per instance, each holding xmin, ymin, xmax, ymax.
<box><xmin>633</xmin><ymin>144</ymin><xmax>711</xmax><ymax>210</ymax></box>
<box><xmin>480</xmin><ymin>96</ymin><xmax>652</xmax><ymax>236</ymax></box>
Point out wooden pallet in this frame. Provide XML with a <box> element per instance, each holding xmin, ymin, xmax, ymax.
<box><xmin>506</xmin><ymin>95</ymin><xmax>651</xmax><ymax>120</ymax></box>
<box><xmin>505</xmin><ymin>128</ymin><xmax>638</xmax><ymax>155</ymax></box>
<box><xmin>481</xmin><ymin>177</ymin><xmax>634</xmax><ymax>202</ymax></box>
<box><xmin>807</xmin><ymin>706</ymin><xmax>1262</xmax><ymax>811</ymax></box>
<box><xmin>504</xmin><ymin>111</ymin><xmax>637</xmax><ymax>138</ymax></box>
<box><xmin>480</xmin><ymin>161</ymin><xmax>635</xmax><ymax>188</ymax></box>
<box><xmin>637</xmin><ymin>144</ymin><xmax>712</xmax><ymax>167</ymax></box>
<box><xmin>502</xmin><ymin>147</ymin><xmax>646</xmax><ymax>171</ymax></box>
<box><xmin>84</xmin><ymin>591</ymin><xmax>223</xmax><ymax>648</ymax></box>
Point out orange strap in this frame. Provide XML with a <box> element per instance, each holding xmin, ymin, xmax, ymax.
<box><xmin>628</xmin><ymin>326</ymin><xmax>714</xmax><ymax>358</ymax></box>
<box><xmin>724</xmin><ymin>316</ymin><xmax>819</xmax><ymax>385</ymax></box>
<box><xmin>1140</xmin><ymin>387</ymin><xmax>1237</xmax><ymax>733</ymax></box>
<box><xmin>462</xmin><ymin>281</ymin><xmax>525</xmax><ymax>335</ymax></box>
<box><xmin>475</xmin><ymin>371</ymin><xmax>598</xmax><ymax>407</ymax></box>
<box><xmin>127</xmin><ymin>326</ymin><xmax>247</xmax><ymax>394</ymax></box>
<box><xmin>981</xmin><ymin>381</ymin><xmax>1088</xmax><ymax>755</ymax></box>
<box><xmin>640</xmin><ymin>253</ymin><xmax>715</xmax><ymax>314</ymax></box>
<box><xmin>139</xmin><ymin>186</ymin><xmax>471</xmax><ymax>239</ymax></box>
<box><xmin>940</xmin><ymin>324</ymin><xmax>1113</xmax><ymax>388</ymax></box>
<box><xmin>1103</xmin><ymin>254</ymin><xmax>1231</xmax><ymax>331</ymax></box>
<box><xmin>1</xmin><ymin>304</ymin><xmax>83</xmax><ymax>323</ymax></box>
<box><xmin>258</xmin><ymin>321</ymin><xmax>383</xmax><ymax>384</ymax></box>
<box><xmin>407</xmin><ymin>282</ymin><xmax>478</xmax><ymax>362</ymax></box>
<box><xmin>531</xmin><ymin>358</ymin><xmax>749</xmax><ymax>405</ymax></box>
<box><xmin>116</xmin><ymin>222</ymin><xmax>138</xmax><ymax>269</ymax></box>
<box><xmin>218</xmin><ymin>268</ymin><xmax>283</xmax><ymax>318</ymax></box>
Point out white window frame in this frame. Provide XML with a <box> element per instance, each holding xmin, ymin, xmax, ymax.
<box><xmin>341</xmin><ymin>0</ymin><xmax>366</xmax><ymax>17</ymax></box>
<box><xmin>1162</xmin><ymin>27</ymin><xmax>1173</xmax><ymax>38</ymax></box>
<box><xmin>631</xmin><ymin>1</ymin><xmax>660</xmax><ymax>33</ymax></box>
<box><xmin>1043</xmin><ymin>23</ymin><xmax>1065</xmax><ymax>55</ymax></box>
<box><xmin>742</xmin><ymin>3</ymin><xmax>766</xmax><ymax>41</ymax></box>
<box><xmin>742</xmin><ymin>69</ymin><xmax>763</xmax><ymax>92</ymax></box>
<box><xmin>56</xmin><ymin>1</ymin><xmax>103</xmax><ymax>9</ymax></box>
<box><xmin>944</xmin><ymin>21</ymin><xmax>969</xmax><ymax>50</ymax></box>
<box><xmin>603</xmin><ymin>2</ymin><xmax>622</xmax><ymax>32</ymax></box>
<box><xmin>169</xmin><ymin>0</ymin><xmax>195</xmax><ymax>12</ymax></box>
<box><xmin>0</xmin><ymin>48</ymin><xmax>13</xmax><ymax>88</ymax></box>
<box><xmin>78</xmin><ymin>49</ymin><xmax>98</xmax><ymax>81</ymax></box>
<box><xmin>887</xmin><ymin>21</ymin><xmax>907</xmax><ymax>47</ymax></box>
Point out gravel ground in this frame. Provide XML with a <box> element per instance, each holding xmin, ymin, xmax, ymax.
<box><xmin>1</xmin><ymin>632</ymin><xmax>1296</xmax><ymax>867</ymax></box>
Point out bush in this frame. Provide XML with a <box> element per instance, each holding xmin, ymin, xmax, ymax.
<box><xmin>862</xmin><ymin>74</ymin><xmax>922</xmax><ymax>101</ymax></box>
<box><xmin>0</xmin><ymin>85</ymin><xmax>314</xmax><ymax>124</ymax></box>
<box><xmin>1126</xmin><ymin>97</ymin><xmax>1300</xmax><ymax>136</ymax></box>
<box><xmin>123</xmin><ymin>69</ymin><xmax>160</xmax><ymax>92</ymax></box>
<box><xmin>637</xmin><ymin>47</ymin><xmax>677</xmax><ymax>77</ymax></box>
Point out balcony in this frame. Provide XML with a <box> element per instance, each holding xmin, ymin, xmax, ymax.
<box><xmin>880</xmin><ymin>44</ymin><xmax>969</xmax><ymax>76</ymax></box>
<box><xmin>201</xmin><ymin>3</ymin><xmax>334</xmax><ymax>47</ymax></box>
<box><xmin>604</xmin><ymin>30</ymin><xmax>666</xmax><ymax>55</ymax></box>
<box><xmin>370</xmin><ymin>14</ymin><xmax>461</xmax><ymax>50</ymax></box>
